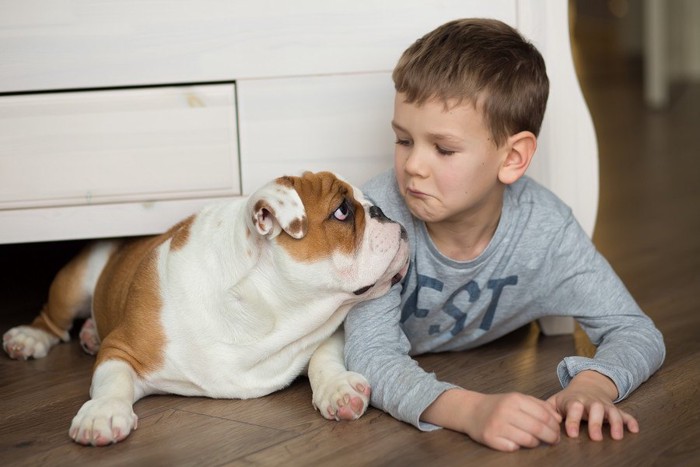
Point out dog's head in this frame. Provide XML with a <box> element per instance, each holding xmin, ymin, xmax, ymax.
<box><xmin>246</xmin><ymin>171</ymin><xmax>409</xmax><ymax>303</ymax></box>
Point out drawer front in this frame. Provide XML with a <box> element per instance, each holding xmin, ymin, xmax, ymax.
<box><xmin>237</xmin><ymin>73</ymin><xmax>395</xmax><ymax>194</ymax></box>
<box><xmin>0</xmin><ymin>84</ymin><xmax>240</xmax><ymax>209</ymax></box>
<box><xmin>0</xmin><ymin>0</ymin><xmax>514</xmax><ymax>93</ymax></box>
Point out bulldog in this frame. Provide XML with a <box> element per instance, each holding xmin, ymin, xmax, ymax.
<box><xmin>3</xmin><ymin>171</ymin><xmax>409</xmax><ymax>446</ymax></box>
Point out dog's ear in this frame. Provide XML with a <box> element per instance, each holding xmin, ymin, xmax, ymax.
<box><xmin>246</xmin><ymin>177</ymin><xmax>308</xmax><ymax>240</ymax></box>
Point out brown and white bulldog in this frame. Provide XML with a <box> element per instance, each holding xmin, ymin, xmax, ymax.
<box><xmin>3</xmin><ymin>171</ymin><xmax>409</xmax><ymax>446</ymax></box>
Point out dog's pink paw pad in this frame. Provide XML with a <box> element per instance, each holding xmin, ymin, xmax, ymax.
<box><xmin>335</xmin><ymin>396</ymin><xmax>366</xmax><ymax>420</ymax></box>
<box><xmin>79</xmin><ymin>319</ymin><xmax>100</xmax><ymax>355</ymax></box>
<box><xmin>312</xmin><ymin>371</ymin><xmax>371</xmax><ymax>422</ymax></box>
<box><xmin>69</xmin><ymin>397</ymin><xmax>137</xmax><ymax>446</ymax></box>
<box><xmin>349</xmin><ymin>396</ymin><xmax>365</xmax><ymax>414</ymax></box>
<box><xmin>355</xmin><ymin>383</ymin><xmax>371</xmax><ymax>397</ymax></box>
<box><xmin>2</xmin><ymin>326</ymin><xmax>58</xmax><ymax>359</ymax></box>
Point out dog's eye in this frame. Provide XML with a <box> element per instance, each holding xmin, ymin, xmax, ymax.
<box><xmin>332</xmin><ymin>200</ymin><xmax>352</xmax><ymax>222</ymax></box>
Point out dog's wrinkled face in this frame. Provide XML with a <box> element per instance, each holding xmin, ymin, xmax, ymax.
<box><xmin>247</xmin><ymin>171</ymin><xmax>409</xmax><ymax>302</ymax></box>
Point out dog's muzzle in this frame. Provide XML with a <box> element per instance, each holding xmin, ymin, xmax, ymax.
<box><xmin>352</xmin><ymin>256</ymin><xmax>409</xmax><ymax>296</ymax></box>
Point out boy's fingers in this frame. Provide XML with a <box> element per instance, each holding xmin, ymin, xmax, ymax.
<box><xmin>537</xmin><ymin>421</ymin><xmax>561</xmax><ymax>445</ymax></box>
<box><xmin>504</xmin><ymin>420</ymin><xmax>553</xmax><ymax>449</ymax></box>
<box><xmin>507</xmin><ymin>428</ymin><xmax>540</xmax><ymax>449</ymax></box>
<box><xmin>621</xmin><ymin>410</ymin><xmax>640</xmax><ymax>433</ymax></box>
<box><xmin>546</xmin><ymin>394</ymin><xmax>565</xmax><ymax>417</ymax></box>
<box><xmin>586</xmin><ymin>403</ymin><xmax>605</xmax><ymax>441</ymax></box>
<box><xmin>516</xmin><ymin>414</ymin><xmax>561</xmax><ymax>445</ymax></box>
<box><xmin>563</xmin><ymin>401</ymin><xmax>584</xmax><ymax>438</ymax></box>
<box><xmin>523</xmin><ymin>397</ymin><xmax>562</xmax><ymax>425</ymax></box>
<box><xmin>504</xmin><ymin>400</ymin><xmax>560</xmax><ymax>446</ymax></box>
<box><xmin>544</xmin><ymin>400</ymin><xmax>563</xmax><ymax>423</ymax></box>
<box><xmin>491</xmin><ymin>436</ymin><xmax>520</xmax><ymax>452</ymax></box>
<box><xmin>606</xmin><ymin>407</ymin><xmax>625</xmax><ymax>440</ymax></box>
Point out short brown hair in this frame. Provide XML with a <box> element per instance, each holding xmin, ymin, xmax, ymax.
<box><xmin>393</xmin><ymin>18</ymin><xmax>549</xmax><ymax>147</ymax></box>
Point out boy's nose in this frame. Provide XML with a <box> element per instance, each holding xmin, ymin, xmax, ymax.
<box><xmin>403</xmin><ymin>146</ymin><xmax>429</xmax><ymax>177</ymax></box>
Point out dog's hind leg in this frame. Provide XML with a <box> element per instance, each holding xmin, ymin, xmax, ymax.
<box><xmin>308</xmin><ymin>328</ymin><xmax>371</xmax><ymax>421</ymax></box>
<box><xmin>3</xmin><ymin>241</ymin><xmax>118</xmax><ymax>360</ymax></box>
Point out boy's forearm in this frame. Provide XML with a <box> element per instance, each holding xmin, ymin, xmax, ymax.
<box><xmin>424</xmin><ymin>387</ymin><xmax>565</xmax><ymax>450</ymax></box>
<box><xmin>420</xmin><ymin>388</ymin><xmax>480</xmax><ymax>432</ymax></box>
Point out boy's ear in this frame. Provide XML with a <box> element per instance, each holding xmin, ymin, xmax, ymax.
<box><xmin>498</xmin><ymin>131</ymin><xmax>537</xmax><ymax>185</ymax></box>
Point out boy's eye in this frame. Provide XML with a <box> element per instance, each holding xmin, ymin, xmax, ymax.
<box><xmin>395</xmin><ymin>138</ymin><xmax>411</xmax><ymax>147</ymax></box>
<box><xmin>332</xmin><ymin>200</ymin><xmax>353</xmax><ymax>222</ymax></box>
<box><xmin>436</xmin><ymin>145</ymin><xmax>456</xmax><ymax>156</ymax></box>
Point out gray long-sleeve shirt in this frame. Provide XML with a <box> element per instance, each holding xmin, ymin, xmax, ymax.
<box><xmin>344</xmin><ymin>170</ymin><xmax>665</xmax><ymax>430</ymax></box>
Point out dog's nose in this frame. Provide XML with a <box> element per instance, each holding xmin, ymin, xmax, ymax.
<box><xmin>369</xmin><ymin>205</ymin><xmax>389</xmax><ymax>222</ymax></box>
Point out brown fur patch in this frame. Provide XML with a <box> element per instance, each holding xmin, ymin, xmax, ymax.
<box><xmin>169</xmin><ymin>215</ymin><xmax>195</xmax><ymax>251</ymax></box>
<box><xmin>92</xmin><ymin>215</ymin><xmax>196</xmax><ymax>376</ymax></box>
<box><xmin>276</xmin><ymin>176</ymin><xmax>295</xmax><ymax>188</ymax></box>
<box><xmin>275</xmin><ymin>172</ymin><xmax>366</xmax><ymax>262</ymax></box>
<box><xmin>92</xmin><ymin>235</ymin><xmax>168</xmax><ymax>376</ymax></box>
<box><xmin>286</xmin><ymin>217</ymin><xmax>305</xmax><ymax>238</ymax></box>
<box><xmin>31</xmin><ymin>244</ymin><xmax>98</xmax><ymax>340</ymax></box>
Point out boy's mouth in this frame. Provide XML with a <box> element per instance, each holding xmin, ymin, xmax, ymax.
<box><xmin>406</xmin><ymin>187</ymin><xmax>427</xmax><ymax>198</ymax></box>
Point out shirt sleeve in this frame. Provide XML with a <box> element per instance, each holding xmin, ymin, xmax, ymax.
<box><xmin>545</xmin><ymin>215</ymin><xmax>666</xmax><ymax>401</ymax></box>
<box><xmin>344</xmin><ymin>284</ymin><xmax>458</xmax><ymax>430</ymax></box>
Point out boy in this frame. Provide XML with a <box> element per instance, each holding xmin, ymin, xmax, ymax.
<box><xmin>343</xmin><ymin>18</ymin><xmax>665</xmax><ymax>452</ymax></box>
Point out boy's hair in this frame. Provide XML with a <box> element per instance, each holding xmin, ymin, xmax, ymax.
<box><xmin>393</xmin><ymin>18</ymin><xmax>549</xmax><ymax>147</ymax></box>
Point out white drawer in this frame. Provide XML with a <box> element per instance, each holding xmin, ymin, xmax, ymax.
<box><xmin>0</xmin><ymin>0</ymin><xmax>512</xmax><ymax>93</ymax></box>
<box><xmin>0</xmin><ymin>84</ymin><xmax>240</xmax><ymax>209</ymax></box>
<box><xmin>237</xmin><ymin>73</ymin><xmax>395</xmax><ymax>194</ymax></box>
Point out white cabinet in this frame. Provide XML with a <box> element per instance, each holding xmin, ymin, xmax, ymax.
<box><xmin>0</xmin><ymin>0</ymin><xmax>511</xmax><ymax>93</ymax></box>
<box><xmin>237</xmin><ymin>73</ymin><xmax>396</xmax><ymax>194</ymax></box>
<box><xmin>0</xmin><ymin>0</ymin><xmax>587</xmax><ymax>333</ymax></box>
<box><xmin>0</xmin><ymin>0</ymin><xmax>596</xmax><ymax>260</ymax></box>
<box><xmin>0</xmin><ymin>85</ymin><xmax>240</xmax><ymax>209</ymax></box>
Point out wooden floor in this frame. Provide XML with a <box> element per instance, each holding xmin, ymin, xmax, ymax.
<box><xmin>2</xmin><ymin>10</ymin><xmax>699</xmax><ymax>467</ymax></box>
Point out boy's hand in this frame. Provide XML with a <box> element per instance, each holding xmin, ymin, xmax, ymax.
<box><xmin>547</xmin><ymin>370</ymin><xmax>639</xmax><ymax>441</ymax></box>
<box><xmin>422</xmin><ymin>389</ymin><xmax>562</xmax><ymax>452</ymax></box>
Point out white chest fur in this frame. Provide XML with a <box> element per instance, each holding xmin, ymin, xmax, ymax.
<box><xmin>142</xmin><ymin>201</ymin><xmax>351</xmax><ymax>398</ymax></box>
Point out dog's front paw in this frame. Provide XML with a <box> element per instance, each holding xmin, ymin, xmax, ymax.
<box><xmin>3</xmin><ymin>326</ymin><xmax>59</xmax><ymax>360</ymax></box>
<box><xmin>69</xmin><ymin>398</ymin><xmax>138</xmax><ymax>446</ymax></box>
<box><xmin>312</xmin><ymin>371</ymin><xmax>371</xmax><ymax>421</ymax></box>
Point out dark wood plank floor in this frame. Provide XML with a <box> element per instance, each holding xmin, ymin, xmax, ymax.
<box><xmin>2</xmin><ymin>8</ymin><xmax>699</xmax><ymax>467</ymax></box>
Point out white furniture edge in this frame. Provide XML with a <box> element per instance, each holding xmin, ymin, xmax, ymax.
<box><xmin>518</xmin><ymin>0</ymin><xmax>597</xmax><ymax>335</ymax></box>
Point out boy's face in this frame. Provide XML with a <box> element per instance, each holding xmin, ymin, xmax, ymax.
<box><xmin>392</xmin><ymin>93</ymin><xmax>509</xmax><ymax>225</ymax></box>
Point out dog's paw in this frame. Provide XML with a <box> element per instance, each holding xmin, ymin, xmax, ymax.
<box><xmin>69</xmin><ymin>398</ymin><xmax>138</xmax><ymax>446</ymax></box>
<box><xmin>312</xmin><ymin>371</ymin><xmax>371</xmax><ymax>421</ymax></box>
<box><xmin>3</xmin><ymin>326</ymin><xmax>59</xmax><ymax>360</ymax></box>
<box><xmin>79</xmin><ymin>319</ymin><xmax>100</xmax><ymax>355</ymax></box>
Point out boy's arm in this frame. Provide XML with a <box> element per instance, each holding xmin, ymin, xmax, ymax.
<box><xmin>422</xmin><ymin>388</ymin><xmax>561</xmax><ymax>452</ymax></box>
<box><xmin>344</xmin><ymin>286</ymin><xmax>562</xmax><ymax>451</ymax></box>
<box><xmin>545</xmin><ymin>215</ymin><xmax>665</xmax><ymax>396</ymax></box>
<box><xmin>544</xmin><ymin>215</ymin><xmax>665</xmax><ymax>438</ymax></box>
<box><xmin>344</xmin><ymin>286</ymin><xmax>456</xmax><ymax>430</ymax></box>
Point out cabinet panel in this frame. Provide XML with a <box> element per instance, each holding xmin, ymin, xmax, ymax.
<box><xmin>0</xmin><ymin>196</ymin><xmax>231</xmax><ymax>244</ymax></box>
<box><xmin>237</xmin><ymin>73</ymin><xmax>396</xmax><ymax>194</ymax></box>
<box><xmin>0</xmin><ymin>84</ymin><xmax>240</xmax><ymax>209</ymax></box>
<box><xmin>0</xmin><ymin>0</ymin><xmax>514</xmax><ymax>92</ymax></box>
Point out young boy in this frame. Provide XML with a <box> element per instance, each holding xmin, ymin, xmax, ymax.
<box><xmin>343</xmin><ymin>18</ymin><xmax>665</xmax><ymax>452</ymax></box>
